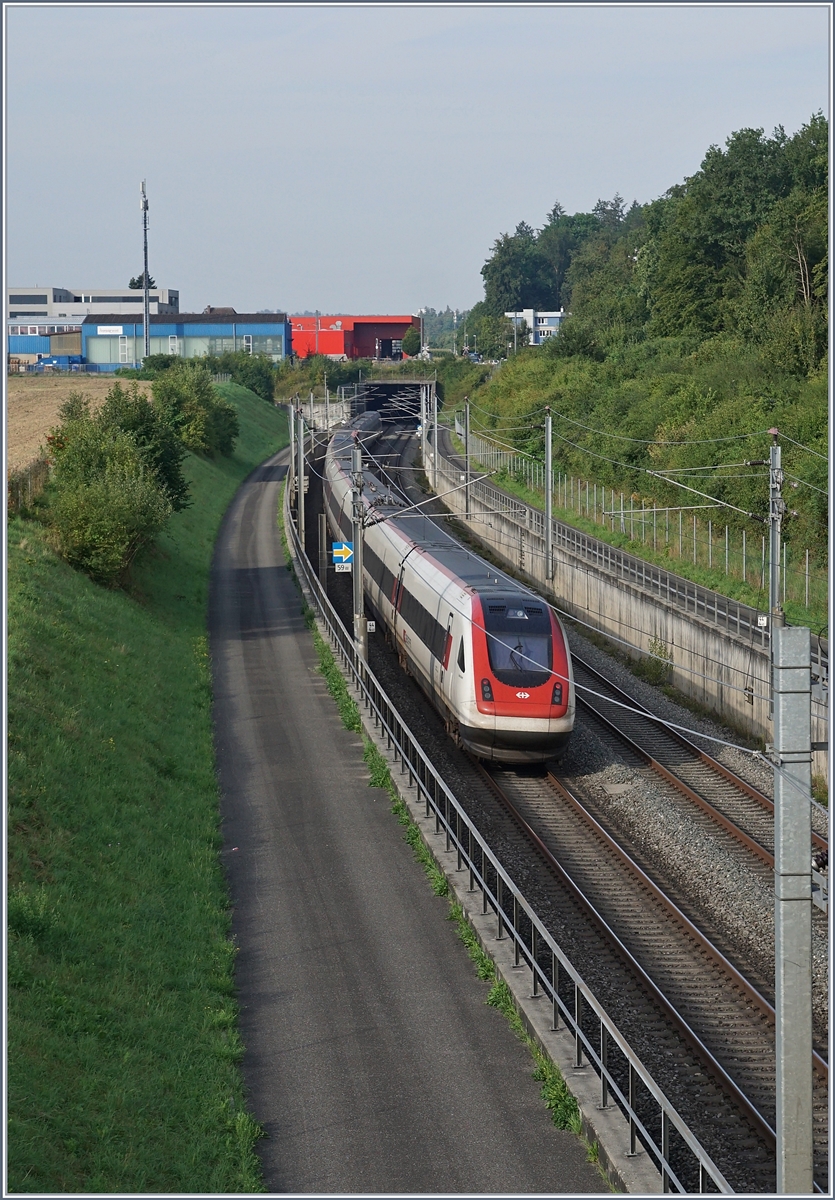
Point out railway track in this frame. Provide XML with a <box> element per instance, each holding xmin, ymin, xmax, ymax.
<box><xmin>571</xmin><ymin>654</ymin><xmax>829</xmax><ymax>865</ymax></box>
<box><xmin>309</xmin><ymin>424</ymin><xmax>830</xmax><ymax>1192</ymax></box>
<box><xmin>471</xmin><ymin>758</ymin><xmax>828</xmax><ymax>1192</ymax></box>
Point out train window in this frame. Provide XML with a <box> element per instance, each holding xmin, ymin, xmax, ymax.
<box><xmin>482</xmin><ymin>596</ymin><xmax>551</xmax><ymax>687</ymax></box>
<box><xmin>457</xmin><ymin>638</ymin><xmax>465</xmax><ymax>672</ymax></box>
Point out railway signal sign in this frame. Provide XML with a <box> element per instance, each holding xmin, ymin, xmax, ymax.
<box><xmin>332</xmin><ymin>542</ymin><xmax>353</xmax><ymax>572</ymax></box>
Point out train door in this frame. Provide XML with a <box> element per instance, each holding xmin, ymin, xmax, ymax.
<box><xmin>440</xmin><ymin>612</ymin><xmax>455</xmax><ymax>698</ymax></box>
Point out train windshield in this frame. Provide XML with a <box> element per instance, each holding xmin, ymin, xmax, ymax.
<box><xmin>482</xmin><ymin>600</ymin><xmax>552</xmax><ymax>688</ymax></box>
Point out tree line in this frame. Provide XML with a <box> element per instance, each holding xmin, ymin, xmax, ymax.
<box><xmin>469</xmin><ymin>113</ymin><xmax>826</xmax><ymax>373</ymax></box>
<box><xmin>458</xmin><ymin>114</ymin><xmax>828</xmax><ymax>555</ymax></box>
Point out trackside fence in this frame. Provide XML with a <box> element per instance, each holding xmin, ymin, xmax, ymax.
<box><xmin>453</xmin><ymin>418</ymin><xmax>827</xmax><ymax>618</ymax></box>
<box><xmin>283</xmin><ymin>472</ymin><xmax>735</xmax><ymax>1195</ymax></box>
<box><xmin>8</xmin><ymin>456</ymin><xmax>50</xmax><ymax>514</ymax></box>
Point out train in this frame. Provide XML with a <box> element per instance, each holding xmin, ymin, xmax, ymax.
<box><xmin>323</xmin><ymin>412</ymin><xmax>575</xmax><ymax>763</ymax></box>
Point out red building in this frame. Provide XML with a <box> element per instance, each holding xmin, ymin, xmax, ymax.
<box><xmin>289</xmin><ymin>314</ymin><xmax>419</xmax><ymax>360</ymax></box>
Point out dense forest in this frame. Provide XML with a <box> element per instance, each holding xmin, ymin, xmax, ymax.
<box><xmin>456</xmin><ymin>115</ymin><xmax>827</xmax><ymax>559</ymax></box>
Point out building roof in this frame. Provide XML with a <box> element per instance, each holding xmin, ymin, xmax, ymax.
<box><xmin>289</xmin><ymin>314</ymin><xmax>416</xmax><ymax>330</ymax></box>
<box><xmin>82</xmin><ymin>311</ymin><xmax>288</xmax><ymax>326</ymax></box>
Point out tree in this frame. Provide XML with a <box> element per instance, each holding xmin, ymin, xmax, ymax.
<box><xmin>129</xmin><ymin>274</ymin><xmax>156</xmax><ymax>289</ymax></box>
<box><xmin>401</xmin><ymin>326</ymin><xmax>421</xmax><ymax>356</ymax></box>
<box><xmin>97</xmin><ymin>381</ymin><xmax>190</xmax><ymax>511</ymax></box>
<box><xmin>481</xmin><ymin>223</ymin><xmax>558</xmax><ymax>315</ymax></box>
<box><xmin>45</xmin><ymin>394</ymin><xmax>173</xmax><ymax>585</ymax></box>
<box><xmin>151</xmin><ymin>362</ymin><xmax>239</xmax><ymax>456</ymax></box>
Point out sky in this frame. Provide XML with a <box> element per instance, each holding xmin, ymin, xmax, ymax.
<box><xmin>4</xmin><ymin>2</ymin><xmax>830</xmax><ymax>315</ymax></box>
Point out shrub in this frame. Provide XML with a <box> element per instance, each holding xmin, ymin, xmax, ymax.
<box><xmin>151</xmin><ymin>361</ymin><xmax>239</xmax><ymax>456</ymax></box>
<box><xmin>204</xmin><ymin>350</ymin><xmax>277</xmax><ymax>402</ymax></box>
<box><xmin>96</xmin><ymin>381</ymin><xmax>190</xmax><ymax>510</ymax></box>
<box><xmin>45</xmin><ymin>391</ymin><xmax>180</xmax><ymax>584</ymax></box>
<box><xmin>49</xmin><ymin>434</ymin><xmax>172</xmax><ymax>584</ymax></box>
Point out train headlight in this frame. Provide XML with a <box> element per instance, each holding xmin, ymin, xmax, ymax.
<box><xmin>551</xmin><ymin>682</ymin><xmax>563</xmax><ymax>705</ymax></box>
<box><xmin>481</xmin><ymin>678</ymin><xmax>494</xmax><ymax>701</ymax></box>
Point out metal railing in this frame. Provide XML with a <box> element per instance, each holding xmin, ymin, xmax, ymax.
<box><xmin>283</xmin><ymin>477</ymin><xmax>736</xmax><ymax>1194</ymax></box>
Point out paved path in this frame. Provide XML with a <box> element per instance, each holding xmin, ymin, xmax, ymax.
<box><xmin>208</xmin><ymin>449</ymin><xmax>602</xmax><ymax>1193</ymax></box>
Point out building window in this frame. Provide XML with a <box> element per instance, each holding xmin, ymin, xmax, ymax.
<box><xmin>243</xmin><ymin>334</ymin><xmax>253</xmax><ymax>354</ymax></box>
<box><xmin>9</xmin><ymin>294</ymin><xmax>48</xmax><ymax>304</ymax></box>
<box><xmin>169</xmin><ymin>335</ymin><xmax>179</xmax><ymax>356</ymax></box>
<box><xmin>119</xmin><ymin>336</ymin><xmax>130</xmax><ymax>364</ymax></box>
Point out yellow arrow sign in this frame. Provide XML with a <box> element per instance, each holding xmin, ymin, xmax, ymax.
<box><xmin>332</xmin><ymin>542</ymin><xmax>354</xmax><ymax>562</ymax></box>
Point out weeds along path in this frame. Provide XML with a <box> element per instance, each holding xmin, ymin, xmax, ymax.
<box><xmin>7</xmin><ymin>383</ymin><xmax>286</xmax><ymax>1194</ymax></box>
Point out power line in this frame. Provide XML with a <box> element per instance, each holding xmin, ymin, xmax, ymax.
<box><xmin>777</xmin><ymin>433</ymin><xmax>828</xmax><ymax>461</ymax></box>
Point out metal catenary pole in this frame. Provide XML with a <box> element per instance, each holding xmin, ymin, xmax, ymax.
<box><xmin>318</xmin><ymin>512</ymin><xmax>328</xmax><ymax>588</ymax></box>
<box><xmin>420</xmin><ymin>384</ymin><xmax>427</xmax><ymax>468</ymax></box>
<box><xmin>770</xmin><ymin>429</ymin><xmax>787</xmax><ymax>630</ymax></box>
<box><xmin>431</xmin><ymin>381</ymin><xmax>438</xmax><ymax>490</ymax></box>
<box><xmin>351</xmin><ymin>440</ymin><xmax>368</xmax><ymax>661</ymax></box>
<box><xmin>464</xmin><ymin>396</ymin><xmax>470</xmax><ymax>519</ymax></box>
<box><xmin>288</xmin><ymin>404</ymin><xmax>296</xmax><ymax>505</ymax></box>
<box><xmin>545</xmin><ymin>408</ymin><xmax>553</xmax><ymax>581</ymax></box>
<box><xmin>296</xmin><ymin>409</ymin><xmax>305</xmax><ymax>546</ymax></box>
<box><xmin>772</xmin><ymin>624</ymin><xmax>813</xmax><ymax>1194</ymax></box>
<box><xmin>140</xmin><ymin>180</ymin><xmax>150</xmax><ymax>359</ymax></box>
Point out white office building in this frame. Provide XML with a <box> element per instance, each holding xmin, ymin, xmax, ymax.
<box><xmin>505</xmin><ymin>308</ymin><xmax>566</xmax><ymax>345</ymax></box>
<box><xmin>7</xmin><ymin>285</ymin><xmax>179</xmax><ymax>334</ymax></box>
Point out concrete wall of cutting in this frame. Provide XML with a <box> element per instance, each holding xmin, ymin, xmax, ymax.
<box><xmin>430</xmin><ymin>451</ymin><xmax>828</xmax><ymax>775</ymax></box>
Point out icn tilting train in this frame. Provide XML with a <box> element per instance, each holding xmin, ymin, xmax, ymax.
<box><xmin>323</xmin><ymin>412</ymin><xmax>575</xmax><ymax>763</ymax></box>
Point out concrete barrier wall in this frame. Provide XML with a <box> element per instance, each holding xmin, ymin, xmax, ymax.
<box><xmin>431</xmin><ymin>451</ymin><xmax>828</xmax><ymax>773</ymax></box>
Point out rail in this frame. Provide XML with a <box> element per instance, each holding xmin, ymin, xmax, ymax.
<box><xmin>283</xmin><ymin>474</ymin><xmax>736</xmax><ymax>1194</ymax></box>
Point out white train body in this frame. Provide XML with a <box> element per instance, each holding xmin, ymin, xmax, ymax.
<box><xmin>324</xmin><ymin>415</ymin><xmax>574</xmax><ymax>763</ymax></box>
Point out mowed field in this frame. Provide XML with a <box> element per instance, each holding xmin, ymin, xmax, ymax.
<box><xmin>6</xmin><ymin>375</ymin><xmax>150</xmax><ymax>471</ymax></box>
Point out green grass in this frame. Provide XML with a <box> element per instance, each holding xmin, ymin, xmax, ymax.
<box><xmin>7</xmin><ymin>384</ymin><xmax>287</xmax><ymax>1193</ymax></box>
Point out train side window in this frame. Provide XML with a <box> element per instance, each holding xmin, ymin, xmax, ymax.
<box><xmin>457</xmin><ymin>638</ymin><xmax>465</xmax><ymax>672</ymax></box>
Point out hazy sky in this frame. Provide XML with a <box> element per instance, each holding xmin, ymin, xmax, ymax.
<box><xmin>4</xmin><ymin>3</ymin><xmax>830</xmax><ymax>315</ymax></box>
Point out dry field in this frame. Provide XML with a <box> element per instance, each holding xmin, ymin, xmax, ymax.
<box><xmin>6</xmin><ymin>375</ymin><xmax>150</xmax><ymax>471</ymax></box>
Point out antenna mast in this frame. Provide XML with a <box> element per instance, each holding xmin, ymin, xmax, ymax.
<box><xmin>140</xmin><ymin>180</ymin><xmax>150</xmax><ymax>358</ymax></box>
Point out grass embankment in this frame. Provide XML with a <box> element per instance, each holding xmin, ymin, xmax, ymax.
<box><xmin>7</xmin><ymin>382</ymin><xmax>287</xmax><ymax>1193</ymax></box>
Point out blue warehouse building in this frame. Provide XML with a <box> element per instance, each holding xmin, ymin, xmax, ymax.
<box><xmin>80</xmin><ymin>309</ymin><xmax>291</xmax><ymax>371</ymax></box>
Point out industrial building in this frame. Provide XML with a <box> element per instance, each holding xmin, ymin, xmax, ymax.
<box><xmin>80</xmin><ymin>310</ymin><xmax>290</xmax><ymax>370</ymax></box>
<box><xmin>7</xmin><ymin>285</ymin><xmax>179</xmax><ymax>323</ymax></box>
<box><xmin>290</xmin><ymin>314</ymin><xmax>419</xmax><ymax>360</ymax></box>
<box><xmin>7</xmin><ymin>310</ymin><xmax>290</xmax><ymax>372</ymax></box>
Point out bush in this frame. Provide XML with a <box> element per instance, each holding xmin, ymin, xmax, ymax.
<box><xmin>44</xmin><ymin>389</ymin><xmax>184</xmax><ymax>585</ymax></box>
<box><xmin>204</xmin><ymin>350</ymin><xmax>277</xmax><ymax>402</ymax></box>
<box><xmin>49</xmin><ymin>433</ymin><xmax>172</xmax><ymax>585</ymax></box>
<box><xmin>151</xmin><ymin>362</ymin><xmax>239</xmax><ymax>456</ymax></box>
<box><xmin>114</xmin><ymin>353</ymin><xmax>183</xmax><ymax>381</ymax></box>
<box><xmin>96</xmin><ymin>381</ymin><xmax>190</xmax><ymax>510</ymax></box>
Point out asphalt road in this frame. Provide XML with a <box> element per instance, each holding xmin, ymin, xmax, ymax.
<box><xmin>208</xmin><ymin>447</ymin><xmax>603</xmax><ymax>1193</ymax></box>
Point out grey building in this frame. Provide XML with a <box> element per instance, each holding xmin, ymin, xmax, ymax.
<box><xmin>7</xmin><ymin>285</ymin><xmax>179</xmax><ymax>325</ymax></box>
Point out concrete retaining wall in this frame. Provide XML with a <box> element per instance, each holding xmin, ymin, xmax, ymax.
<box><xmin>430</xmin><ymin>451</ymin><xmax>828</xmax><ymax>772</ymax></box>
